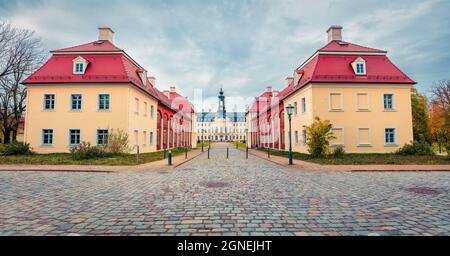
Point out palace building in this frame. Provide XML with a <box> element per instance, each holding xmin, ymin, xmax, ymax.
<box><xmin>22</xmin><ymin>27</ymin><xmax>196</xmax><ymax>153</ymax></box>
<box><xmin>197</xmin><ymin>89</ymin><xmax>246</xmax><ymax>142</ymax></box>
<box><xmin>247</xmin><ymin>26</ymin><xmax>415</xmax><ymax>153</ymax></box>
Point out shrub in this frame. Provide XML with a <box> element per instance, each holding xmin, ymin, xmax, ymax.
<box><xmin>396</xmin><ymin>140</ymin><xmax>435</xmax><ymax>156</ymax></box>
<box><xmin>0</xmin><ymin>142</ymin><xmax>33</xmax><ymax>156</ymax></box>
<box><xmin>70</xmin><ymin>142</ymin><xmax>109</xmax><ymax>160</ymax></box>
<box><xmin>104</xmin><ymin>129</ymin><xmax>130</xmax><ymax>154</ymax></box>
<box><xmin>304</xmin><ymin>117</ymin><xmax>335</xmax><ymax>158</ymax></box>
<box><xmin>331</xmin><ymin>145</ymin><xmax>345</xmax><ymax>158</ymax></box>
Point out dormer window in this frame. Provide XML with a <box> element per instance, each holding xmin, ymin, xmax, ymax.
<box><xmin>138</xmin><ymin>70</ymin><xmax>147</xmax><ymax>87</ymax></box>
<box><xmin>75</xmin><ymin>63</ymin><xmax>84</xmax><ymax>73</ymax></box>
<box><xmin>73</xmin><ymin>56</ymin><xmax>88</xmax><ymax>75</ymax></box>
<box><xmin>294</xmin><ymin>70</ymin><xmax>303</xmax><ymax>86</ymax></box>
<box><xmin>356</xmin><ymin>63</ymin><xmax>364</xmax><ymax>73</ymax></box>
<box><xmin>352</xmin><ymin>57</ymin><xmax>366</xmax><ymax>76</ymax></box>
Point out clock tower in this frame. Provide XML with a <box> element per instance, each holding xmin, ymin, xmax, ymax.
<box><xmin>217</xmin><ymin>88</ymin><xmax>226</xmax><ymax>119</ymax></box>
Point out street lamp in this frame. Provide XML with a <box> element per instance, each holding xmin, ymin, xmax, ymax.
<box><xmin>286</xmin><ymin>104</ymin><xmax>295</xmax><ymax>165</ymax></box>
<box><xmin>201</xmin><ymin>111</ymin><xmax>205</xmax><ymax>152</ymax></box>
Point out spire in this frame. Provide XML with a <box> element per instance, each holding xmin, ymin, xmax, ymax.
<box><xmin>217</xmin><ymin>88</ymin><xmax>226</xmax><ymax>119</ymax></box>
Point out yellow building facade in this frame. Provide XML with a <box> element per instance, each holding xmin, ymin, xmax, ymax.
<box><xmin>196</xmin><ymin>89</ymin><xmax>246</xmax><ymax>143</ymax></box>
<box><xmin>247</xmin><ymin>26</ymin><xmax>415</xmax><ymax>154</ymax></box>
<box><xmin>283</xmin><ymin>84</ymin><xmax>413</xmax><ymax>153</ymax></box>
<box><xmin>23</xmin><ymin>28</ymin><xmax>196</xmax><ymax>154</ymax></box>
<box><xmin>24</xmin><ymin>84</ymin><xmax>159</xmax><ymax>153</ymax></box>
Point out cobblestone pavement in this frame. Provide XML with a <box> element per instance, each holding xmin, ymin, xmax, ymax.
<box><xmin>1</xmin><ymin>143</ymin><xmax>449</xmax><ymax>236</ymax></box>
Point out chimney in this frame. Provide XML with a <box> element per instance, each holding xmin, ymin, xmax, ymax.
<box><xmin>327</xmin><ymin>25</ymin><xmax>343</xmax><ymax>42</ymax></box>
<box><xmin>170</xmin><ymin>86</ymin><xmax>176</xmax><ymax>92</ymax></box>
<box><xmin>148</xmin><ymin>76</ymin><xmax>156</xmax><ymax>86</ymax></box>
<box><xmin>286</xmin><ymin>77</ymin><xmax>294</xmax><ymax>87</ymax></box>
<box><xmin>98</xmin><ymin>27</ymin><xmax>115</xmax><ymax>42</ymax></box>
<box><xmin>163</xmin><ymin>90</ymin><xmax>170</xmax><ymax>99</ymax></box>
<box><xmin>273</xmin><ymin>90</ymin><xmax>279</xmax><ymax>97</ymax></box>
<box><xmin>266</xmin><ymin>86</ymin><xmax>272</xmax><ymax>93</ymax></box>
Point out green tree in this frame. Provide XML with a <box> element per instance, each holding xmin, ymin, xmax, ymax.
<box><xmin>304</xmin><ymin>117</ymin><xmax>335</xmax><ymax>158</ymax></box>
<box><xmin>411</xmin><ymin>88</ymin><xmax>432</xmax><ymax>143</ymax></box>
<box><xmin>104</xmin><ymin>129</ymin><xmax>130</xmax><ymax>154</ymax></box>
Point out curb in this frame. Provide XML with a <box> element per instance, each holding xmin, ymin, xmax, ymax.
<box><xmin>174</xmin><ymin>150</ymin><xmax>204</xmax><ymax>168</ymax></box>
<box><xmin>0</xmin><ymin>169</ymin><xmax>113</xmax><ymax>173</ymax></box>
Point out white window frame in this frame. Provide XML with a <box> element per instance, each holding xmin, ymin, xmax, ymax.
<box><xmin>383</xmin><ymin>93</ymin><xmax>396</xmax><ymax>111</ymax></box>
<box><xmin>135</xmin><ymin>98</ymin><xmax>139</xmax><ymax>115</ymax></box>
<box><xmin>68</xmin><ymin>129</ymin><xmax>81</xmax><ymax>146</ymax></box>
<box><xmin>142</xmin><ymin>131</ymin><xmax>147</xmax><ymax>146</ymax></box>
<box><xmin>352</xmin><ymin>57</ymin><xmax>366</xmax><ymax>76</ymax></box>
<box><xmin>302</xmin><ymin>128</ymin><xmax>307</xmax><ymax>145</ymax></box>
<box><xmin>42</xmin><ymin>129</ymin><xmax>54</xmax><ymax>146</ymax></box>
<box><xmin>356</xmin><ymin>63</ymin><xmax>365</xmax><ymax>75</ymax></box>
<box><xmin>73</xmin><ymin>56</ymin><xmax>88</xmax><ymax>75</ymax></box>
<box><xmin>329</xmin><ymin>92</ymin><xmax>344</xmax><ymax>111</ymax></box>
<box><xmin>384</xmin><ymin>127</ymin><xmax>398</xmax><ymax>146</ymax></box>
<box><xmin>355</xmin><ymin>92</ymin><xmax>370</xmax><ymax>111</ymax></box>
<box><xmin>330</xmin><ymin>127</ymin><xmax>345</xmax><ymax>147</ymax></box>
<box><xmin>150</xmin><ymin>131</ymin><xmax>154</xmax><ymax>145</ymax></box>
<box><xmin>70</xmin><ymin>94</ymin><xmax>83</xmax><ymax>111</ymax></box>
<box><xmin>134</xmin><ymin>130</ymin><xmax>139</xmax><ymax>146</ymax></box>
<box><xmin>294</xmin><ymin>130</ymin><xmax>299</xmax><ymax>145</ymax></box>
<box><xmin>143</xmin><ymin>102</ymin><xmax>147</xmax><ymax>117</ymax></box>
<box><xmin>301</xmin><ymin>97</ymin><xmax>306</xmax><ymax>113</ymax></box>
<box><xmin>150</xmin><ymin>105</ymin><xmax>154</xmax><ymax>118</ymax></box>
<box><xmin>96</xmin><ymin>129</ymin><xmax>109</xmax><ymax>145</ymax></box>
<box><xmin>357</xmin><ymin>127</ymin><xmax>372</xmax><ymax>147</ymax></box>
<box><xmin>43</xmin><ymin>94</ymin><xmax>56</xmax><ymax>111</ymax></box>
<box><xmin>98</xmin><ymin>93</ymin><xmax>111</xmax><ymax>111</ymax></box>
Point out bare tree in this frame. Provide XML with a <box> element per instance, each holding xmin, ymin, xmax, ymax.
<box><xmin>429</xmin><ymin>79</ymin><xmax>450</xmax><ymax>155</ymax></box>
<box><xmin>430</xmin><ymin>79</ymin><xmax>450</xmax><ymax>112</ymax></box>
<box><xmin>0</xmin><ymin>21</ymin><xmax>46</xmax><ymax>143</ymax></box>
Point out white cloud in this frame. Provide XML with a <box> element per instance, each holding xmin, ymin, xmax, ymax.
<box><xmin>1</xmin><ymin>0</ymin><xmax>448</xmax><ymax>109</ymax></box>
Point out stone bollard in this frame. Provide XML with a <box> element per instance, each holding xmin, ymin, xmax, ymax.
<box><xmin>168</xmin><ymin>150</ymin><xmax>172</xmax><ymax>166</ymax></box>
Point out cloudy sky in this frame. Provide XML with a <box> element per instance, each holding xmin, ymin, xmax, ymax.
<box><xmin>1</xmin><ymin>0</ymin><xmax>449</xmax><ymax>111</ymax></box>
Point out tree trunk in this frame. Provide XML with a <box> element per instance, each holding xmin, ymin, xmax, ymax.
<box><xmin>12</xmin><ymin>129</ymin><xmax>17</xmax><ymax>142</ymax></box>
<box><xmin>3</xmin><ymin>129</ymin><xmax>11</xmax><ymax>144</ymax></box>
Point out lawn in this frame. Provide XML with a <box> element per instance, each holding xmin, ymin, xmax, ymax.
<box><xmin>432</xmin><ymin>143</ymin><xmax>448</xmax><ymax>154</ymax></box>
<box><xmin>258</xmin><ymin>148</ymin><xmax>450</xmax><ymax>165</ymax></box>
<box><xmin>231</xmin><ymin>141</ymin><xmax>247</xmax><ymax>148</ymax></box>
<box><xmin>196</xmin><ymin>141</ymin><xmax>211</xmax><ymax>149</ymax></box>
<box><xmin>0</xmin><ymin>147</ymin><xmax>191</xmax><ymax>166</ymax></box>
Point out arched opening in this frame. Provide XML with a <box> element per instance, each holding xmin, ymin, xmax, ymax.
<box><xmin>157</xmin><ymin>111</ymin><xmax>162</xmax><ymax>150</ymax></box>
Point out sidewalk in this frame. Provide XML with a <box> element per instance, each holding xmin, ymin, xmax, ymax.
<box><xmin>0</xmin><ymin>149</ymin><xmax>203</xmax><ymax>173</ymax></box>
<box><xmin>248</xmin><ymin>148</ymin><xmax>450</xmax><ymax>172</ymax></box>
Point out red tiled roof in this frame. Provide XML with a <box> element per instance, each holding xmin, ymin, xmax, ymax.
<box><xmin>51</xmin><ymin>40</ymin><xmax>123</xmax><ymax>53</ymax></box>
<box><xmin>311</xmin><ymin>55</ymin><xmax>414</xmax><ymax>83</ymax></box>
<box><xmin>249</xmin><ymin>90</ymin><xmax>273</xmax><ymax>115</ymax></box>
<box><xmin>23</xmin><ymin>54</ymin><xmax>146</xmax><ymax>88</ymax></box>
<box><xmin>23</xmin><ymin>38</ymin><xmax>194</xmax><ymax>114</ymax></box>
<box><xmin>319</xmin><ymin>40</ymin><xmax>387</xmax><ymax>53</ymax></box>
<box><xmin>281</xmin><ymin>53</ymin><xmax>414</xmax><ymax>100</ymax></box>
<box><xmin>170</xmin><ymin>91</ymin><xmax>195</xmax><ymax>113</ymax></box>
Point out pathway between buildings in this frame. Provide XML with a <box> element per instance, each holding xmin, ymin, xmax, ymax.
<box><xmin>0</xmin><ymin>143</ymin><xmax>448</xmax><ymax>235</ymax></box>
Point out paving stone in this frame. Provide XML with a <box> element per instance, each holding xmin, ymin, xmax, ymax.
<box><xmin>0</xmin><ymin>144</ymin><xmax>448</xmax><ymax>236</ymax></box>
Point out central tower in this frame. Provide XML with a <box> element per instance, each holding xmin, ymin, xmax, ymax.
<box><xmin>217</xmin><ymin>88</ymin><xmax>226</xmax><ymax>119</ymax></box>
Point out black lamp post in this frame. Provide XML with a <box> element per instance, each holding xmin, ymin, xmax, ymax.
<box><xmin>201</xmin><ymin>111</ymin><xmax>205</xmax><ymax>152</ymax></box>
<box><xmin>286</xmin><ymin>104</ymin><xmax>295</xmax><ymax>165</ymax></box>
